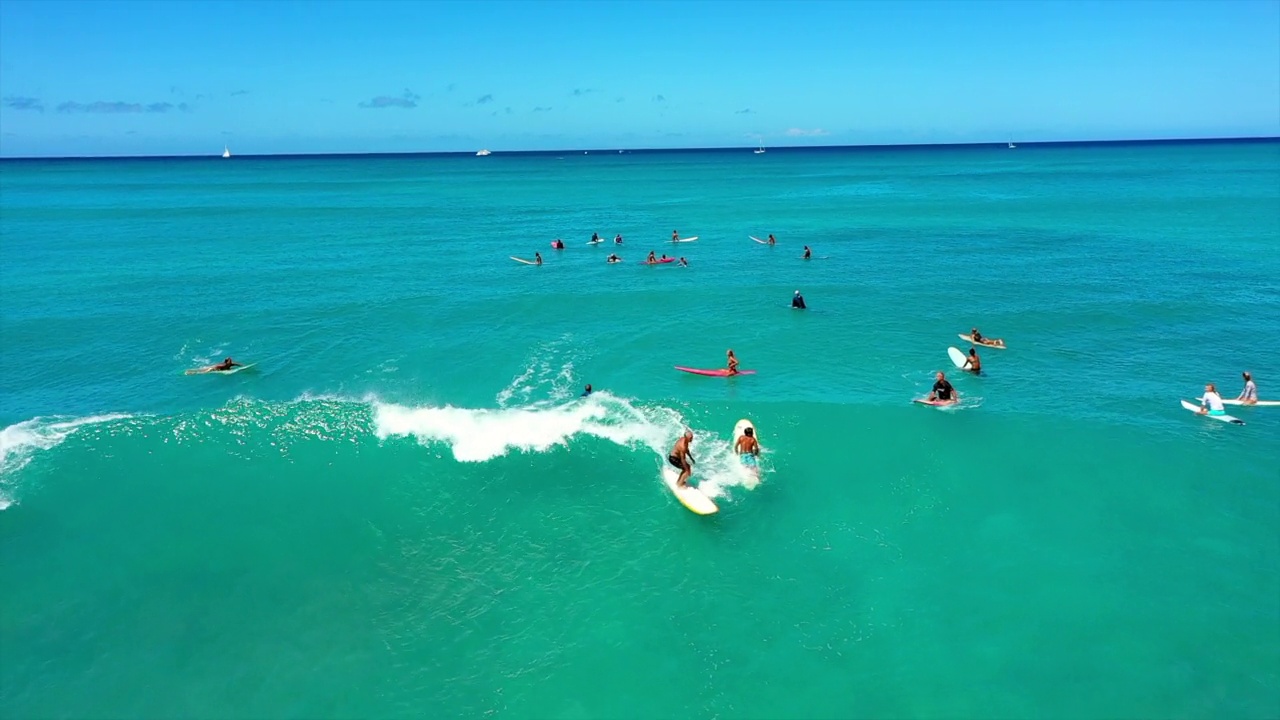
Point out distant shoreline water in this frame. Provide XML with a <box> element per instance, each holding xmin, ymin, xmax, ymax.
<box><xmin>1</xmin><ymin>134</ymin><xmax>1276</xmax><ymax>162</ymax></box>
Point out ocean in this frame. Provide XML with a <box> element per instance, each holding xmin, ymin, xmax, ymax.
<box><xmin>2</xmin><ymin>141</ymin><xmax>1278</xmax><ymax>718</ymax></box>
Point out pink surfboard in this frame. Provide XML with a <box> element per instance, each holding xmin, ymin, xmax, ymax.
<box><xmin>913</xmin><ymin>398</ymin><xmax>957</xmax><ymax>407</ymax></box>
<box><xmin>675</xmin><ymin>366</ymin><xmax>757</xmax><ymax>377</ymax></box>
<box><xmin>641</xmin><ymin>258</ymin><xmax>675</xmax><ymax>265</ymax></box>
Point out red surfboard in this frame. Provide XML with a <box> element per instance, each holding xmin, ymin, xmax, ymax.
<box><xmin>675</xmin><ymin>366</ymin><xmax>757</xmax><ymax>377</ymax></box>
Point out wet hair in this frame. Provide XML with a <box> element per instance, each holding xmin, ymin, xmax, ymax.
<box><xmin>1243</xmin><ymin>372</ymin><xmax>1252</xmax><ymax>380</ymax></box>
<box><xmin>744</xmin><ymin>427</ymin><xmax>754</xmax><ymax>436</ymax></box>
<box><xmin>969</xmin><ymin>348</ymin><xmax>977</xmax><ymax>355</ymax></box>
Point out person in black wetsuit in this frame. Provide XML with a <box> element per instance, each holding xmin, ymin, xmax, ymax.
<box><xmin>581</xmin><ymin>384</ymin><xmax>593</xmax><ymax>397</ymax></box>
<box><xmin>792</xmin><ymin>290</ymin><xmax>807</xmax><ymax>309</ymax></box>
<box><xmin>927</xmin><ymin>371</ymin><xmax>958</xmax><ymax>403</ymax></box>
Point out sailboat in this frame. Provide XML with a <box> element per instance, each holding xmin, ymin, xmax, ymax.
<box><xmin>222</xmin><ymin>145</ymin><xmax>231</xmax><ymax>158</ymax></box>
<box><xmin>754</xmin><ymin>138</ymin><xmax>766</xmax><ymax>154</ymax></box>
<box><xmin>1007</xmin><ymin>141</ymin><xmax>1016</xmax><ymax>149</ymax></box>
<box><xmin>476</xmin><ymin>149</ymin><xmax>491</xmax><ymax>156</ymax></box>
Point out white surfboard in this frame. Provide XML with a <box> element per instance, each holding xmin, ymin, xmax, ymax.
<box><xmin>947</xmin><ymin>347</ymin><xmax>967</xmax><ymax>369</ymax></box>
<box><xmin>1214</xmin><ymin>398</ymin><xmax>1280</xmax><ymax>407</ymax></box>
<box><xmin>1180</xmin><ymin>399</ymin><xmax>1244</xmax><ymax>425</ymax></box>
<box><xmin>587</xmin><ymin>239</ymin><xmax>605</xmax><ymax>245</ymax></box>
<box><xmin>671</xmin><ymin>236</ymin><xmax>698</xmax><ymax>243</ymax></box>
<box><xmin>661</xmin><ymin>466</ymin><xmax>718</xmax><ymax>515</ymax></box>
<box><xmin>511</xmin><ymin>256</ymin><xmax>538</xmax><ymax>265</ymax></box>
<box><xmin>732</xmin><ymin>419</ymin><xmax>760</xmax><ymax>476</ymax></box>
<box><xmin>749</xmin><ymin>236</ymin><xmax>771</xmax><ymax>245</ymax></box>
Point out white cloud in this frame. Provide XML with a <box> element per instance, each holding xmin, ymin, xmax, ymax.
<box><xmin>785</xmin><ymin>128</ymin><xmax>829</xmax><ymax>137</ymax></box>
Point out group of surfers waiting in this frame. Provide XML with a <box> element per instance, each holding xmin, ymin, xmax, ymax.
<box><xmin>535</xmin><ymin>232</ymin><xmax>815</xmax><ymax>266</ymax></box>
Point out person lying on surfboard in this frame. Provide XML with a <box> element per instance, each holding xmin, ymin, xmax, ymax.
<box><xmin>607</xmin><ymin>254</ymin><xmax>622</xmax><ymax>264</ymax></box>
<box><xmin>928</xmin><ymin>372</ymin><xmax>958</xmax><ymax>404</ymax></box>
<box><xmin>969</xmin><ymin>328</ymin><xmax>1005</xmax><ymax>347</ymax></box>
<box><xmin>963</xmin><ymin>347</ymin><xmax>981</xmax><ymax>374</ymax></box>
<box><xmin>792</xmin><ymin>290</ymin><xmax>806</xmax><ymax>309</ymax></box>
<box><xmin>535</xmin><ymin>252</ymin><xmax>543</xmax><ymax>265</ymax></box>
<box><xmin>668</xmin><ymin>431</ymin><xmax>695</xmax><ymax>487</ymax></box>
<box><xmin>735</xmin><ymin>426</ymin><xmax>760</xmax><ymax>459</ymax></box>
<box><xmin>193</xmin><ymin>357</ymin><xmax>242</xmax><ymax>373</ymax></box>
<box><xmin>1238</xmin><ymin>372</ymin><xmax>1257</xmax><ymax>405</ymax></box>
<box><xmin>1199</xmin><ymin>383</ymin><xmax>1227</xmax><ymax>417</ymax></box>
<box><xmin>802</xmin><ymin>245</ymin><xmax>811</xmax><ymax>259</ymax></box>
<box><xmin>726</xmin><ymin>349</ymin><xmax>739</xmax><ymax>376</ymax></box>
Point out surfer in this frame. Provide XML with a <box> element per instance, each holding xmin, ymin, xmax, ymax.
<box><xmin>735</xmin><ymin>426</ymin><xmax>760</xmax><ymax>458</ymax></box>
<box><xmin>768</xmin><ymin>234</ymin><xmax>776</xmax><ymax>245</ymax></box>
<box><xmin>647</xmin><ymin>250</ymin><xmax>657</xmax><ymax>263</ymax></box>
<box><xmin>192</xmin><ymin>357</ymin><xmax>242</xmax><ymax>374</ymax></box>
<box><xmin>535</xmin><ymin>252</ymin><xmax>543</xmax><ymax>266</ymax></box>
<box><xmin>1238</xmin><ymin>372</ymin><xmax>1257</xmax><ymax>405</ymax></box>
<box><xmin>615</xmin><ymin>234</ymin><xmax>623</xmax><ymax>244</ymax></box>
<box><xmin>591</xmin><ymin>232</ymin><xmax>600</xmax><ymax>243</ymax></box>
<box><xmin>802</xmin><ymin>245</ymin><xmax>812</xmax><ymax>259</ymax></box>
<box><xmin>672</xmin><ymin>230</ymin><xmax>680</xmax><ymax>242</ymax></box>
<box><xmin>792</xmin><ymin>290</ymin><xmax>806</xmax><ymax>309</ymax></box>
<box><xmin>726</xmin><ymin>349</ymin><xmax>739</xmax><ymax>376</ymax></box>
<box><xmin>1199</xmin><ymin>383</ymin><xmax>1227</xmax><ymax>417</ymax></box>
<box><xmin>552</xmin><ymin>239</ymin><xmax>564</xmax><ymax>249</ymax></box>
<box><xmin>969</xmin><ymin>328</ymin><xmax>1005</xmax><ymax>348</ymax></box>
<box><xmin>607</xmin><ymin>253</ymin><xmax>621</xmax><ymax>264</ymax></box>
<box><xmin>660</xmin><ymin>253</ymin><xmax>670</xmax><ymax>262</ymax></box>
<box><xmin>668</xmin><ymin>431</ymin><xmax>695</xmax><ymax>487</ymax></box>
<box><xmin>963</xmin><ymin>347</ymin><xmax>981</xmax><ymax>374</ymax></box>
<box><xmin>581</xmin><ymin>384</ymin><xmax>593</xmax><ymax>397</ymax></box>
<box><xmin>927</xmin><ymin>371</ymin><xmax>958</xmax><ymax>404</ymax></box>
<box><xmin>679</xmin><ymin>257</ymin><xmax>688</xmax><ymax>267</ymax></box>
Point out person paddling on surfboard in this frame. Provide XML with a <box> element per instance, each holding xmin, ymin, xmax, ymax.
<box><xmin>792</xmin><ymin>290</ymin><xmax>806</xmax><ymax>309</ymax></box>
<box><xmin>735</xmin><ymin>426</ymin><xmax>760</xmax><ymax>460</ymax></box>
<box><xmin>1238</xmin><ymin>372</ymin><xmax>1258</xmax><ymax>405</ymax></box>
<box><xmin>963</xmin><ymin>347</ymin><xmax>981</xmax><ymax>374</ymax></box>
<box><xmin>802</xmin><ymin>245</ymin><xmax>811</xmax><ymax>259</ymax></box>
<box><xmin>1199</xmin><ymin>383</ymin><xmax>1227</xmax><ymax>417</ymax></box>
<box><xmin>969</xmin><ymin>328</ymin><xmax>1005</xmax><ymax>348</ymax></box>
<box><xmin>607</xmin><ymin>253</ymin><xmax>621</xmax><ymax>264</ymax></box>
<box><xmin>668</xmin><ymin>431</ymin><xmax>695</xmax><ymax>488</ymax></box>
<box><xmin>535</xmin><ymin>252</ymin><xmax>543</xmax><ymax>266</ymax></box>
<box><xmin>726</xmin><ymin>349</ymin><xmax>740</xmax><ymax>376</ymax></box>
<box><xmin>193</xmin><ymin>357</ymin><xmax>242</xmax><ymax>373</ymax></box>
<box><xmin>928</xmin><ymin>371</ymin><xmax>958</xmax><ymax>404</ymax></box>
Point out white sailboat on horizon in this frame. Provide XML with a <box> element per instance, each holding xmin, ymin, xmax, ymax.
<box><xmin>754</xmin><ymin>137</ymin><xmax>766</xmax><ymax>154</ymax></box>
<box><xmin>222</xmin><ymin>145</ymin><xmax>231</xmax><ymax>158</ymax></box>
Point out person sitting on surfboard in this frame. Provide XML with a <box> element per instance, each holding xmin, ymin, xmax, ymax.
<box><xmin>735</xmin><ymin>426</ymin><xmax>760</xmax><ymax>460</ymax></box>
<box><xmin>726</xmin><ymin>349</ymin><xmax>739</xmax><ymax>376</ymax></box>
<box><xmin>615</xmin><ymin>234</ymin><xmax>623</xmax><ymax>244</ymax></box>
<box><xmin>668</xmin><ymin>431</ymin><xmax>695</xmax><ymax>488</ymax></box>
<box><xmin>963</xmin><ymin>347</ymin><xmax>981</xmax><ymax>374</ymax></box>
<box><xmin>928</xmin><ymin>372</ymin><xmax>958</xmax><ymax>404</ymax></box>
<box><xmin>1199</xmin><ymin>383</ymin><xmax>1227</xmax><ymax>417</ymax></box>
<box><xmin>646</xmin><ymin>250</ymin><xmax>657</xmax><ymax>263</ymax></box>
<box><xmin>552</xmin><ymin>239</ymin><xmax>564</xmax><ymax>249</ymax></box>
<box><xmin>802</xmin><ymin>245</ymin><xmax>811</xmax><ymax>259</ymax></box>
<box><xmin>1238</xmin><ymin>372</ymin><xmax>1257</xmax><ymax>405</ymax></box>
<box><xmin>768</xmin><ymin>234</ymin><xmax>776</xmax><ymax>245</ymax></box>
<box><xmin>792</xmin><ymin>290</ymin><xmax>806</xmax><ymax>309</ymax></box>
<box><xmin>535</xmin><ymin>252</ymin><xmax>543</xmax><ymax>265</ymax></box>
<box><xmin>672</xmin><ymin>230</ymin><xmax>680</xmax><ymax>242</ymax></box>
<box><xmin>969</xmin><ymin>328</ymin><xmax>1005</xmax><ymax>347</ymax></box>
<box><xmin>591</xmin><ymin>232</ymin><xmax>599</xmax><ymax>243</ymax></box>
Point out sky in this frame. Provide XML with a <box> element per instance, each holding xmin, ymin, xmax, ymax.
<box><xmin>0</xmin><ymin>0</ymin><xmax>1277</xmax><ymax>157</ymax></box>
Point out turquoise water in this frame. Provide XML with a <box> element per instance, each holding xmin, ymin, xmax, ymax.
<box><xmin>2</xmin><ymin>142</ymin><xmax>1279</xmax><ymax>718</ymax></box>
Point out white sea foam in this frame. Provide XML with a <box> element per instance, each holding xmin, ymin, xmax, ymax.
<box><xmin>373</xmin><ymin>391</ymin><xmax>760</xmax><ymax>500</ymax></box>
<box><xmin>0</xmin><ymin>413</ymin><xmax>131</xmax><ymax>509</ymax></box>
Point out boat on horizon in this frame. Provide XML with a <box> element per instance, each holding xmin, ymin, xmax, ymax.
<box><xmin>222</xmin><ymin>145</ymin><xmax>231</xmax><ymax>158</ymax></box>
<box><xmin>1008</xmin><ymin>141</ymin><xmax>1016</xmax><ymax>149</ymax></box>
<box><xmin>476</xmin><ymin>149</ymin><xmax>491</xmax><ymax>156</ymax></box>
<box><xmin>754</xmin><ymin>137</ymin><xmax>766</xmax><ymax>154</ymax></box>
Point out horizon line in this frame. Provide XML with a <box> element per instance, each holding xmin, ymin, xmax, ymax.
<box><xmin>1</xmin><ymin>134</ymin><xmax>1276</xmax><ymax>161</ymax></box>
